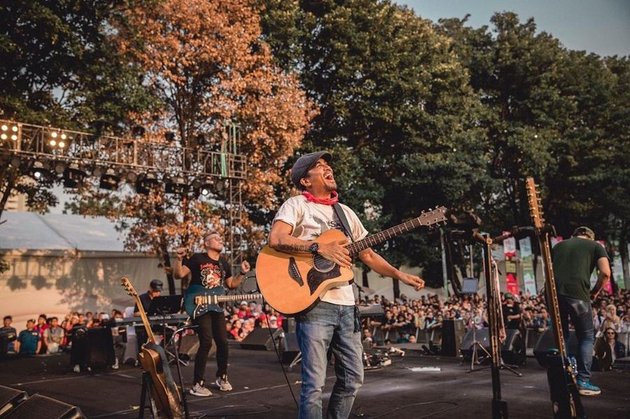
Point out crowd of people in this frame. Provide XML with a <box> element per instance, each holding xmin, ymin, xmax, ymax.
<box><xmin>2</xmin><ymin>288</ymin><xmax>627</xmax><ymax>366</ymax></box>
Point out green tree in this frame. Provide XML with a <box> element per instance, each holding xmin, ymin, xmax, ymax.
<box><xmin>0</xmin><ymin>0</ymin><xmax>155</xmax><ymax>218</ymax></box>
<box><xmin>261</xmin><ymin>0</ymin><xmax>489</xmax><ymax>288</ymax></box>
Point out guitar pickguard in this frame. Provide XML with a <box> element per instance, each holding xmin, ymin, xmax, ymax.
<box><xmin>307</xmin><ymin>264</ymin><xmax>342</xmax><ymax>295</ymax></box>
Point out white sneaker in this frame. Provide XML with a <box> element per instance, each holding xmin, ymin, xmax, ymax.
<box><xmin>73</xmin><ymin>364</ymin><xmax>80</xmax><ymax>373</ymax></box>
<box><xmin>190</xmin><ymin>381</ymin><xmax>212</xmax><ymax>397</ymax></box>
<box><xmin>215</xmin><ymin>375</ymin><xmax>233</xmax><ymax>392</ymax></box>
<box><xmin>112</xmin><ymin>359</ymin><xmax>119</xmax><ymax>370</ymax></box>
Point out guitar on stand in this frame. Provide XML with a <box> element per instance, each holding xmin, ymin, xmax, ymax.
<box><xmin>121</xmin><ymin>277</ymin><xmax>184</xmax><ymax>419</ymax></box>
<box><xmin>470</xmin><ymin>231</ymin><xmax>513</xmax><ymax>419</ymax></box>
<box><xmin>525</xmin><ymin>178</ymin><xmax>585</xmax><ymax>419</ymax></box>
<box><xmin>257</xmin><ymin>207</ymin><xmax>447</xmax><ymax>315</ymax></box>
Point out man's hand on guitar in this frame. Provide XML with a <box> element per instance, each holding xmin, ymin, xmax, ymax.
<box><xmin>318</xmin><ymin>239</ymin><xmax>352</xmax><ymax>269</ymax></box>
<box><xmin>397</xmin><ymin>272</ymin><xmax>425</xmax><ymax>291</ymax></box>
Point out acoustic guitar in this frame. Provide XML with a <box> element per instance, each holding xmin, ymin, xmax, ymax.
<box><xmin>121</xmin><ymin>277</ymin><xmax>184</xmax><ymax>419</ymax></box>
<box><xmin>256</xmin><ymin>206</ymin><xmax>447</xmax><ymax>315</ymax></box>
<box><xmin>525</xmin><ymin>178</ymin><xmax>584</xmax><ymax>419</ymax></box>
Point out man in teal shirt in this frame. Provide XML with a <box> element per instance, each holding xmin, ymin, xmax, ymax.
<box><xmin>552</xmin><ymin>226</ymin><xmax>610</xmax><ymax>396</ymax></box>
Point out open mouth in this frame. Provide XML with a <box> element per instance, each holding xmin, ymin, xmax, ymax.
<box><xmin>324</xmin><ymin>173</ymin><xmax>334</xmax><ymax>181</ymax></box>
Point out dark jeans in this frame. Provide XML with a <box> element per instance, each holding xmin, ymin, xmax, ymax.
<box><xmin>193</xmin><ymin>311</ymin><xmax>228</xmax><ymax>384</ymax></box>
<box><xmin>558</xmin><ymin>295</ymin><xmax>594</xmax><ymax>382</ymax></box>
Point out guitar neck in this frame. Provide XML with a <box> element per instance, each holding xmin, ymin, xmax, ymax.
<box><xmin>132</xmin><ymin>294</ymin><xmax>158</xmax><ymax>344</ymax></box>
<box><xmin>347</xmin><ymin>208</ymin><xmax>445</xmax><ymax>255</ymax></box>
<box><xmin>539</xmin><ymin>231</ymin><xmax>568</xmax><ymax>358</ymax></box>
<box><xmin>216</xmin><ymin>293</ymin><xmax>263</xmax><ymax>303</ymax></box>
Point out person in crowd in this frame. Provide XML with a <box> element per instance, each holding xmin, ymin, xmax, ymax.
<box><xmin>600</xmin><ymin>304</ymin><xmax>621</xmax><ymax>333</ymax></box>
<box><xmin>44</xmin><ymin>317</ymin><xmax>65</xmax><ymax>354</ymax></box>
<box><xmin>594</xmin><ymin>327</ymin><xmax>626</xmax><ymax>371</ymax></box>
<box><xmin>502</xmin><ymin>293</ymin><xmax>521</xmax><ymax>330</ymax></box>
<box><xmin>34</xmin><ymin>314</ymin><xmax>49</xmax><ymax>354</ymax></box>
<box><xmin>111</xmin><ymin>309</ymin><xmax>126</xmax><ymax>370</ymax></box>
<box><xmin>552</xmin><ymin>226</ymin><xmax>611</xmax><ymax>396</ymax></box>
<box><xmin>173</xmin><ymin>230</ymin><xmax>251</xmax><ymax>397</ymax></box>
<box><xmin>533</xmin><ymin>307</ymin><xmax>551</xmax><ymax>332</ymax></box>
<box><xmin>268</xmin><ymin>150</ymin><xmax>425</xmax><ymax>419</ymax></box>
<box><xmin>0</xmin><ymin>315</ymin><xmax>17</xmax><ymax>358</ymax></box>
<box><xmin>15</xmin><ymin>319</ymin><xmax>41</xmax><ymax>356</ymax></box>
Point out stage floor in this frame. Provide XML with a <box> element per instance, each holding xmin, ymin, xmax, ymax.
<box><xmin>1</xmin><ymin>343</ymin><xmax>629</xmax><ymax>418</ymax></box>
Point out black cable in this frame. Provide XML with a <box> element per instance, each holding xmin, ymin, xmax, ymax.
<box><xmin>263</xmin><ymin>299</ymin><xmax>300</xmax><ymax>409</ymax></box>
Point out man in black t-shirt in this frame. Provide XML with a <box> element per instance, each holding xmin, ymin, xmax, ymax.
<box><xmin>552</xmin><ymin>226</ymin><xmax>610</xmax><ymax>396</ymax></box>
<box><xmin>173</xmin><ymin>230</ymin><xmax>250</xmax><ymax>397</ymax></box>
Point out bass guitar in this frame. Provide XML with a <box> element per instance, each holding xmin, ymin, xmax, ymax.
<box><xmin>184</xmin><ymin>280</ymin><xmax>262</xmax><ymax>319</ymax></box>
<box><xmin>256</xmin><ymin>206</ymin><xmax>447</xmax><ymax>315</ymax></box>
<box><xmin>525</xmin><ymin>178</ymin><xmax>584</xmax><ymax>419</ymax></box>
<box><xmin>121</xmin><ymin>277</ymin><xmax>183</xmax><ymax>419</ymax></box>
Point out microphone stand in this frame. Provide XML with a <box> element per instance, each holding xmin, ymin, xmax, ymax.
<box><xmin>171</xmin><ymin>324</ymin><xmax>197</xmax><ymax>419</ymax></box>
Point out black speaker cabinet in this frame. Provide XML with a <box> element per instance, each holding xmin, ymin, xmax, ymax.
<box><xmin>2</xmin><ymin>394</ymin><xmax>84</xmax><ymax>419</ymax></box>
<box><xmin>0</xmin><ymin>385</ymin><xmax>27</xmax><ymax>416</ymax></box>
<box><xmin>533</xmin><ymin>329</ymin><xmax>578</xmax><ymax>368</ymax></box>
<box><xmin>440</xmin><ymin>319</ymin><xmax>466</xmax><ymax>356</ymax></box>
<box><xmin>460</xmin><ymin>328</ymin><xmax>526</xmax><ymax>365</ymax></box>
<box><xmin>240</xmin><ymin>328</ymin><xmax>283</xmax><ymax>351</ymax></box>
<box><xmin>281</xmin><ymin>332</ymin><xmax>300</xmax><ymax>364</ymax></box>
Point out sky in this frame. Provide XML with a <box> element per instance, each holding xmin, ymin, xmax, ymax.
<box><xmin>400</xmin><ymin>0</ymin><xmax>630</xmax><ymax>57</ymax></box>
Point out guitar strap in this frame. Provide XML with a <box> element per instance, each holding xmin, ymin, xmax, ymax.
<box><xmin>332</xmin><ymin>203</ymin><xmax>354</xmax><ymax>242</ymax></box>
<box><xmin>333</xmin><ymin>203</ymin><xmax>361</xmax><ymax>332</ymax></box>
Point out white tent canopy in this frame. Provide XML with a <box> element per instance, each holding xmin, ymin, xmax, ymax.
<box><xmin>0</xmin><ymin>212</ymin><xmax>166</xmax><ymax>327</ymax></box>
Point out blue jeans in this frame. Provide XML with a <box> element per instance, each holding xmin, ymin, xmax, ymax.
<box><xmin>296</xmin><ymin>302</ymin><xmax>364</xmax><ymax>419</ymax></box>
<box><xmin>558</xmin><ymin>295</ymin><xmax>594</xmax><ymax>382</ymax></box>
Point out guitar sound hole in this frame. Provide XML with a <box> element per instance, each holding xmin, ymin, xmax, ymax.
<box><xmin>313</xmin><ymin>254</ymin><xmax>336</xmax><ymax>273</ymax></box>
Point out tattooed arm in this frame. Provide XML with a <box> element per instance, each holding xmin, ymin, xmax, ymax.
<box><xmin>269</xmin><ymin>220</ymin><xmax>351</xmax><ymax>268</ymax></box>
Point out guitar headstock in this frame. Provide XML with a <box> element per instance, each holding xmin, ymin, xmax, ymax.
<box><xmin>418</xmin><ymin>206</ymin><xmax>448</xmax><ymax>227</ymax></box>
<box><xmin>120</xmin><ymin>276</ymin><xmax>138</xmax><ymax>298</ymax></box>
<box><xmin>525</xmin><ymin>177</ymin><xmax>545</xmax><ymax>229</ymax></box>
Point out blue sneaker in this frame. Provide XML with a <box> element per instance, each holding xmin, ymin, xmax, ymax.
<box><xmin>577</xmin><ymin>379</ymin><xmax>601</xmax><ymax>396</ymax></box>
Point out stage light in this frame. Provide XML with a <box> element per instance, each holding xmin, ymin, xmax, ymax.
<box><xmin>125</xmin><ymin>170</ymin><xmax>138</xmax><ymax>183</ymax></box>
<box><xmin>62</xmin><ymin>163</ymin><xmax>86</xmax><ymax>188</ymax></box>
<box><xmin>29</xmin><ymin>161</ymin><xmax>50</xmax><ymax>181</ymax></box>
<box><xmin>132</xmin><ymin>125</ymin><xmax>145</xmax><ymax>139</ymax></box>
<box><xmin>54</xmin><ymin>161</ymin><xmax>67</xmax><ymax>175</ymax></box>
<box><xmin>99</xmin><ymin>168</ymin><xmax>121</xmax><ymax>190</ymax></box>
<box><xmin>136</xmin><ymin>172</ymin><xmax>159</xmax><ymax>194</ymax></box>
<box><xmin>1</xmin><ymin>123</ymin><xmax>20</xmax><ymax>142</ymax></box>
<box><xmin>193</xmin><ymin>178</ymin><xmax>214</xmax><ymax>197</ymax></box>
<box><xmin>165</xmin><ymin>175</ymin><xmax>190</xmax><ymax>195</ymax></box>
<box><xmin>47</xmin><ymin>130</ymin><xmax>70</xmax><ymax>151</ymax></box>
<box><xmin>165</xmin><ymin>131</ymin><xmax>176</xmax><ymax>142</ymax></box>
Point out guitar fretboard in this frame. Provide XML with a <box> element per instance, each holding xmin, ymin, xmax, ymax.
<box><xmin>347</xmin><ymin>207</ymin><xmax>446</xmax><ymax>255</ymax></box>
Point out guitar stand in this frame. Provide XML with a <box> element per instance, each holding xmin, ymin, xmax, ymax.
<box><xmin>138</xmin><ymin>372</ymin><xmax>160</xmax><ymax>419</ymax></box>
<box><xmin>467</xmin><ymin>340</ymin><xmax>492</xmax><ymax>372</ymax></box>
<box><xmin>288</xmin><ymin>351</ymin><xmax>302</xmax><ymax>369</ymax></box>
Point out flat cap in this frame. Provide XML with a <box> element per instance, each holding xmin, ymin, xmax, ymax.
<box><xmin>290</xmin><ymin>151</ymin><xmax>332</xmax><ymax>189</ymax></box>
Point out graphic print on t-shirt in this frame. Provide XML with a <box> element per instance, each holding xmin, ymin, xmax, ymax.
<box><xmin>200</xmin><ymin>262</ymin><xmax>223</xmax><ymax>288</ymax></box>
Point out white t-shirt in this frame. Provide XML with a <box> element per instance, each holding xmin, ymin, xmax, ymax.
<box><xmin>273</xmin><ymin>194</ymin><xmax>368</xmax><ymax>305</ymax></box>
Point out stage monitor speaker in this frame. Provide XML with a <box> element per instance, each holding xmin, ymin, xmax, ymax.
<box><xmin>240</xmin><ymin>328</ymin><xmax>283</xmax><ymax>351</ymax></box>
<box><xmin>178</xmin><ymin>334</ymin><xmax>202</xmax><ymax>361</ymax></box>
<box><xmin>440</xmin><ymin>319</ymin><xmax>466</xmax><ymax>356</ymax></box>
<box><xmin>284</xmin><ymin>317</ymin><xmax>296</xmax><ymax>334</ymax></box>
<box><xmin>281</xmin><ymin>332</ymin><xmax>301</xmax><ymax>364</ymax></box>
<box><xmin>0</xmin><ymin>385</ymin><xmax>27</xmax><ymax>416</ymax></box>
<box><xmin>2</xmin><ymin>394</ymin><xmax>84</xmax><ymax>419</ymax></box>
<box><xmin>460</xmin><ymin>328</ymin><xmax>526</xmax><ymax>365</ymax></box>
<box><xmin>533</xmin><ymin>329</ymin><xmax>578</xmax><ymax>368</ymax></box>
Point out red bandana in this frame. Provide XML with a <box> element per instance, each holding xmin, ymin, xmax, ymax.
<box><xmin>302</xmin><ymin>191</ymin><xmax>339</xmax><ymax>206</ymax></box>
